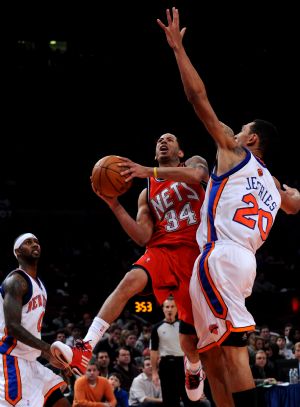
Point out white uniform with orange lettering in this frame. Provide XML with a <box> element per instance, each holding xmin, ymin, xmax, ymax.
<box><xmin>189</xmin><ymin>149</ymin><xmax>281</xmax><ymax>352</ymax></box>
<box><xmin>0</xmin><ymin>269</ymin><xmax>64</xmax><ymax>407</ymax></box>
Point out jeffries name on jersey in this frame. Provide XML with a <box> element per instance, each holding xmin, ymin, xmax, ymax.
<box><xmin>245</xmin><ymin>176</ymin><xmax>278</xmax><ymax>211</ymax></box>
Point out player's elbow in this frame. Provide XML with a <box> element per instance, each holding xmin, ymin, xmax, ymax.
<box><xmin>186</xmin><ymin>88</ymin><xmax>206</xmax><ymax>105</ymax></box>
<box><xmin>135</xmin><ymin>236</ymin><xmax>150</xmax><ymax>247</ymax></box>
<box><xmin>282</xmin><ymin>206</ymin><xmax>299</xmax><ymax>215</ymax></box>
<box><xmin>134</xmin><ymin>224</ymin><xmax>153</xmax><ymax>246</ymax></box>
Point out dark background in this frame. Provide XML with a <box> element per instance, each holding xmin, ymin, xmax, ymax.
<box><xmin>1</xmin><ymin>1</ymin><xmax>299</xmax><ymax>328</ymax></box>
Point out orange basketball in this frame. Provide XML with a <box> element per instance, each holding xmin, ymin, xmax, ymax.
<box><xmin>91</xmin><ymin>155</ymin><xmax>133</xmax><ymax>198</ymax></box>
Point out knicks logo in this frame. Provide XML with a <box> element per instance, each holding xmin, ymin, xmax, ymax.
<box><xmin>257</xmin><ymin>168</ymin><xmax>263</xmax><ymax>176</ymax></box>
<box><xmin>209</xmin><ymin>324</ymin><xmax>219</xmax><ymax>335</ymax></box>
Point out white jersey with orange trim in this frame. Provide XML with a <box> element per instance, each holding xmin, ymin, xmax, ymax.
<box><xmin>190</xmin><ymin>149</ymin><xmax>281</xmax><ymax>351</ymax></box>
<box><xmin>196</xmin><ymin>148</ymin><xmax>281</xmax><ymax>253</ymax></box>
<box><xmin>0</xmin><ymin>269</ymin><xmax>47</xmax><ymax>361</ymax></box>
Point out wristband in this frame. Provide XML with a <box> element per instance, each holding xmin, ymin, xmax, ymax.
<box><xmin>153</xmin><ymin>167</ymin><xmax>158</xmax><ymax>178</ymax></box>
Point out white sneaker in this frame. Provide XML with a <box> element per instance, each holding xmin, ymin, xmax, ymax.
<box><xmin>50</xmin><ymin>341</ymin><xmax>73</xmax><ymax>368</ymax></box>
<box><xmin>184</xmin><ymin>356</ymin><xmax>205</xmax><ymax>401</ymax></box>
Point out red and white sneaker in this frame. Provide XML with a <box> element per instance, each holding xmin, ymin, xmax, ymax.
<box><xmin>184</xmin><ymin>357</ymin><xmax>205</xmax><ymax>401</ymax></box>
<box><xmin>70</xmin><ymin>340</ymin><xmax>93</xmax><ymax>376</ymax></box>
<box><xmin>51</xmin><ymin>340</ymin><xmax>92</xmax><ymax>376</ymax></box>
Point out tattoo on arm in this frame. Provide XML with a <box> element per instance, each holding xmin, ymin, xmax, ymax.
<box><xmin>3</xmin><ymin>273</ymin><xmax>49</xmax><ymax>352</ymax></box>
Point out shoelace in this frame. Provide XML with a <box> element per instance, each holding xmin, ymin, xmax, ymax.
<box><xmin>186</xmin><ymin>371</ymin><xmax>200</xmax><ymax>388</ymax></box>
<box><xmin>73</xmin><ymin>339</ymin><xmax>91</xmax><ymax>351</ymax></box>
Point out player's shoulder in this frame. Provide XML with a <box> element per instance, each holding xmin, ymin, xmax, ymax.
<box><xmin>3</xmin><ymin>269</ymin><xmax>29</xmax><ymax>291</ymax></box>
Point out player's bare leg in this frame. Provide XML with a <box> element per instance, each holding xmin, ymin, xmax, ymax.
<box><xmin>97</xmin><ymin>267</ymin><xmax>148</xmax><ymax>323</ymax></box>
<box><xmin>83</xmin><ymin>267</ymin><xmax>149</xmax><ymax>349</ymax></box>
<box><xmin>180</xmin><ymin>333</ymin><xmax>199</xmax><ymax>364</ymax></box>
<box><xmin>53</xmin><ymin>397</ymin><xmax>71</xmax><ymax>407</ymax></box>
<box><xmin>51</xmin><ymin>268</ymin><xmax>148</xmax><ymax>375</ymax></box>
<box><xmin>223</xmin><ymin>346</ymin><xmax>256</xmax><ymax>407</ymax></box>
<box><xmin>201</xmin><ymin>347</ymin><xmax>234</xmax><ymax>407</ymax></box>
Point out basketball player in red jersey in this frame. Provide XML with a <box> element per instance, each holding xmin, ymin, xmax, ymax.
<box><xmin>53</xmin><ymin>133</ymin><xmax>209</xmax><ymax>401</ymax></box>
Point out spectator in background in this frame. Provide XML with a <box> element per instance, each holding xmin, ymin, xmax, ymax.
<box><xmin>129</xmin><ymin>357</ymin><xmax>162</xmax><ymax>407</ymax></box>
<box><xmin>73</xmin><ymin>360</ymin><xmax>116</xmax><ymax>407</ymax></box>
<box><xmin>276</xmin><ymin>335</ymin><xmax>295</xmax><ymax>359</ymax></box>
<box><xmin>96</xmin><ymin>351</ymin><xmax>112</xmax><ymax>378</ymax></box>
<box><xmin>293</xmin><ymin>327</ymin><xmax>300</xmax><ymax>344</ymax></box>
<box><xmin>259</xmin><ymin>325</ymin><xmax>271</xmax><ymax>345</ymax></box>
<box><xmin>135</xmin><ymin>324</ymin><xmax>152</xmax><ymax>357</ymax></box>
<box><xmin>108</xmin><ymin>373</ymin><xmax>129</xmax><ymax>407</ymax></box>
<box><xmin>79</xmin><ymin>312</ymin><xmax>93</xmax><ymax>337</ymax></box>
<box><xmin>269</xmin><ymin>331</ymin><xmax>280</xmax><ymax>344</ymax></box>
<box><xmin>284</xmin><ymin>323</ymin><xmax>293</xmax><ymax>349</ymax></box>
<box><xmin>250</xmin><ymin>350</ymin><xmax>277</xmax><ymax>385</ymax></box>
<box><xmin>94</xmin><ymin>323</ymin><xmax>122</xmax><ymax>366</ymax></box>
<box><xmin>294</xmin><ymin>342</ymin><xmax>300</xmax><ymax>374</ymax></box>
<box><xmin>124</xmin><ymin>331</ymin><xmax>143</xmax><ymax>363</ymax></box>
<box><xmin>264</xmin><ymin>342</ymin><xmax>285</xmax><ymax>380</ymax></box>
<box><xmin>65</xmin><ymin>322</ymin><xmax>75</xmax><ymax>339</ymax></box>
<box><xmin>254</xmin><ymin>337</ymin><xmax>265</xmax><ymax>353</ymax></box>
<box><xmin>112</xmin><ymin>347</ymin><xmax>140</xmax><ymax>393</ymax></box>
<box><xmin>52</xmin><ymin>305</ymin><xmax>71</xmax><ymax>330</ymax></box>
<box><xmin>116</xmin><ymin>310</ymin><xmax>147</xmax><ymax>332</ymax></box>
<box><xmin>56</xmin><ymin>329</ymin><xmax>67</xmax><ymax>344</ymax></box>
<box><xmin>116</xmin><ymin>309</ymin><xmax>136</xmax><ymax>330</ymax></box>
<box><xmin>66</xmin><ymin>325</ymin><xmax>83</xmax><ymax>347</ymax></box>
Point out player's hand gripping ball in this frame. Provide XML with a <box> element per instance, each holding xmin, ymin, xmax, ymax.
<box><xmin>91</xmin><ymin>155</ymin><xmax>133</xmax><ymax>198</ymax></box>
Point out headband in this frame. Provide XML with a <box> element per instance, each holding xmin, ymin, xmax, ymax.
<box><xmin>13</xmin><ymin>233</ymin><xmax>37</xmax><ymax>257</ymax></box>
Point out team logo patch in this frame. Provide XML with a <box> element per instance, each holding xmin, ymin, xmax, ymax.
<box><xmin>257</xmin><ymin>168</ymin><xmax>263</xmax><ymax>176</ymax></box>
<box><xmin>209</xmin><ymin>324</ymin><xmax>219</xmax><ymax>335</ymax></box>
<box><xmin>146</xmin><ymin>257</ymin><xmax>151</xmax><ymax>262</ymax></box>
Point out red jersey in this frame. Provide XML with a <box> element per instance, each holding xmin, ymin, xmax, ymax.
<box><xmin>147</xmin><ymin>176</ymin><xmax>205</xmax><ymax>249</ymax></box>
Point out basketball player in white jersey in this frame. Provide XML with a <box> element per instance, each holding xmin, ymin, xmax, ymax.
<box><xmin>0</xmin><ymin>233</ymin><xmax>71</xmax><ymax>407</ymax></box>
<box><xmin>157</xmin><ymin>7</ymin><xmax>300</xmax><ymax>407</ymax></box>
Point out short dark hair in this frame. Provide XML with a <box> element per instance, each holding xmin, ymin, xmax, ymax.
<box><xmin>143</xmin><ymin>356</ymin><xmax>151</xmax><ymax>366</ymax></box>
<box><xmin>250</xmin><ymin>119</ymin><xmax>278</xmax><ymax>155</ymax></box>
<box><xmin>109</xmin><ymin>372</ymin><xmax>122</xmax><ymax>384</ymax></box>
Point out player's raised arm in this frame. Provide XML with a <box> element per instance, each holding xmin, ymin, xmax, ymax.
<box><xmin>117</xmin><ymin>155</ymin><xmax>209</xmax><ymax>184</ymax></box>
<box><xmin>157</xmin><ymin>8</ymin><xmax>234</xmax><ymax>150</ymax></box>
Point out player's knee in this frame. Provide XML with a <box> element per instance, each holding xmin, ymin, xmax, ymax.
<box><xmin>117</xmin><ymin>269</ymin><xmax>147</xmax><ymax>296</ymax></box>
<box><xmin>45</xmin><ymin>389</ymin><xmax>70</xmax><ymax>407</ymax></box>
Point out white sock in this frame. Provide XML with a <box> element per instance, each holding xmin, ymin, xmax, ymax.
<box><xmin>83</xmin><ymin>317</ymin><xmax>110</xmax><ymax>350</ymax></box>
<box><xmin>186</xmin><ymin>359</ymin><xmax>201</xmax><ymax>373</ymax></box>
